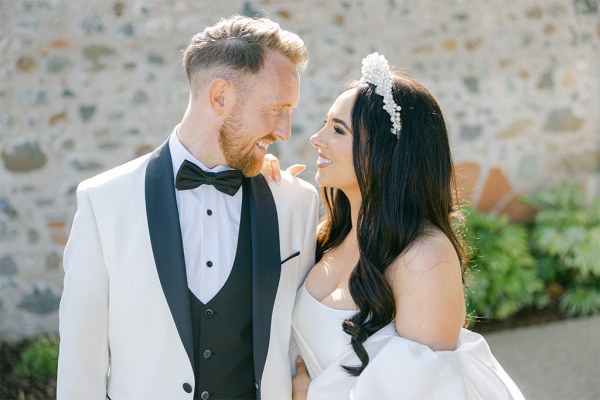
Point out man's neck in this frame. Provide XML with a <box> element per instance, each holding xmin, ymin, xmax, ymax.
<box><xmin>177</xmin><ymin>116</ymin><xmax>225</xmax><ymax>169</ymax></box>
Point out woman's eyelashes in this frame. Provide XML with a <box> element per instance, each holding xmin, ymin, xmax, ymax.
<box><xmin>334</xmin><ymin>126</ymin><xmax>345</xmax><ymax>135</ymax></box>
<box><xmin>323</xmin><ymin>119</ymin><xmax>346</xmax><ymax>135</ymax></box>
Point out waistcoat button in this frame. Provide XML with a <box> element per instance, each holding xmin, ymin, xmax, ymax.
<box><xmin>205</xmin><ymin>308</ymin><xmax>214</xmax><ymax>318</ymax></box>
<box><xmin>203</xmin><ymin>349</ymin><xmax>212</xmax><ymax>359</ymax></box>
<box><xmin>201</xmin><ymin>390</ymin><xmax>210</xmax><ymax>399</ymax></box>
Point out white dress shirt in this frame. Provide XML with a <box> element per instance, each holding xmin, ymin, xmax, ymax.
<box><xmin>169</xmin><ymin>133</ymin><xmax>243</xmax><ymax>303</ymax></box>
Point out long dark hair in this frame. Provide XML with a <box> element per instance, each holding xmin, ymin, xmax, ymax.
<box><xmin>316</xmin><ymin>71</ymin><xmax>465</xmax><ymax>376</ymax></box>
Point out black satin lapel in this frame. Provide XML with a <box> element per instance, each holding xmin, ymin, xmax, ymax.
<box><xmin>145</xmin><ymin>140</ymin><xmax>194</xmax><ymax>369</ymax></box>
<box><xmin>247</xmin><ymin>175</ymin><xmax>281</xmax><ymax>384</ymax></box>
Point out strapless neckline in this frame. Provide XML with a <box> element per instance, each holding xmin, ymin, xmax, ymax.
<box><xmin>301</xmin><ymin>282</ymin><xmax>358</xmax><ymax>313</ymax></box>
<box><xmin>292</xmin><ymin>282</ymin><xmax>358</xmax><ymax>378</ymax></box>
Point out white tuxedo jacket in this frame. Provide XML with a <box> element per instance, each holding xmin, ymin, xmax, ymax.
<box><xmin>57</xmin><ymin>140</ymin><xmax>319</xmax><ymax>400</ymax></box>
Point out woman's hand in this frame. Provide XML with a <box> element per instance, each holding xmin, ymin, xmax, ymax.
<box><xmin>292</xmin><ymin>356</ymin><xmax>310</xmax><ymax>400</ymax></box>
<box><xmin>261</xmin><ymin>154</ymin><xmax>306</xmax><ymax>183</ymax></box>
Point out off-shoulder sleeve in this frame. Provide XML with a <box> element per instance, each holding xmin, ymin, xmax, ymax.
<box><xmin>308</xmin><ymin>327</ymin><xmax>525</xmax><ymax>400</ymax></box>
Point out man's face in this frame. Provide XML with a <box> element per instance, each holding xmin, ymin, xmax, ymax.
<box><xmin>218</xmin><ymin>50</ymin><xmax>300</xmax><ymax>177</ymax></box>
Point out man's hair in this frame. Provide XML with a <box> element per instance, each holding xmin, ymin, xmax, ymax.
<box><xmin>182</xmin><ymin>15</ymin><xmax>308</xmax><ymax>93</ymax></box>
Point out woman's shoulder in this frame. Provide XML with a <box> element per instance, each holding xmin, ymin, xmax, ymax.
<box><xmin>391</xmin><ymin>225</ymin><xmax>460</xmax><ymax>275</ymax></box>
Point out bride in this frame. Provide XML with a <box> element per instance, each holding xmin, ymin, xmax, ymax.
<box><xmin>265</xmin><ymin>53</ymin><xmax>525</xmax><ymax>400</ymax></box>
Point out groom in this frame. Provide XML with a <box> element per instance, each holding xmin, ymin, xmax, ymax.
<box><xmin>57</xmin><ymin>15</ymin><xmax>319</xmax><ymax>400</ymax></box>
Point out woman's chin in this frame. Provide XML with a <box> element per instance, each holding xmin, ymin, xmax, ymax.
<box><xmin>314</xmin><ymin>173</ymin><xmax>324</xmax><ymax>186</ymax></box>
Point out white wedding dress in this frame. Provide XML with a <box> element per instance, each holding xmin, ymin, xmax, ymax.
<box><xmin>291</xmin><ymin>282</ymin><xmax>525</xmax><ymax>400</ymax></box>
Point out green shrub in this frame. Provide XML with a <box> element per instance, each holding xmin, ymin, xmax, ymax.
<box><xmin>464</xmin><ymin>207</ymin><xmax>544</xmax><ymax>323</ymax></box>
<box><xmin>14</xmin><ymin>335</ymin><xmax>59</xmax><ymax>380</ymax></box>
<box><xmin>527</xmin><ymin>183</ymin><xmax>600</xmax><ymax>316</ymax></box>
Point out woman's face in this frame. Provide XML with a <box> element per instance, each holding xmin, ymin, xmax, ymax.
<box><xmin>310</xmin><ymin>89</ymin><xmax>358</xmax><ymax>192</ymax></box>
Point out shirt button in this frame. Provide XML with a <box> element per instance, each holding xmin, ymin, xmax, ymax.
<box><xmin>207</xmin><ymin>209</ymin><xmax>212</xmax><ymax>216</ymax></box>
<box><xmin>205</xmin><ymin>309</ymin><xmax>214</xmax><ymax>318</ymax></box>
<box><xmin>203</xmin><ymin>349</ymin><xmax>212</xmax><ymax>359</ymax></box>
<box><xmin>206</xmin><ymin>261</ymin><xmax>213</xmax><ymax>268</ymax></box>
<box><xmin>182</xmin><ymin>383</ymin><xmax>192</xmax><ymax>393</ymax></box>
<box><xmin>201</xmin><ymin>391</ymin><xmax>210</xmax><ymax>400</ymax></box>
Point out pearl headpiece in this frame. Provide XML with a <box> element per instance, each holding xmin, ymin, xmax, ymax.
<box><xmin>361</xmin><ymin>52</ymin><xmax>402</xmax><ymax>138</ymax></box>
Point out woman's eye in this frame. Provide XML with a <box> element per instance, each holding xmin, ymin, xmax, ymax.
<box><xmin>334</xmin><ymin>126</ymin><xmax>344</xmax><ymax>135</ymax></box>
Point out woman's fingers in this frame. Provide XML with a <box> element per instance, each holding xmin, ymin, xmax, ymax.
<box><xmin>286</xmin><ymin>164</ymin><xmax>306</xmax><ymax>177</ymax></box>
<box><xmin>292</xmin><ymin>355</ymin><xmax>310</xmax><ymax>400</ymax></box>
<box><xmin>261</xmin><ymin>154</ymin><xmax>277</xmax><ymax>182</ymax></box>
<box><xmin>270</xmin><ymin>156</ymin><xmax>281</xmax><ymax>182</ymax></box>
<box><xmin>261</xmin><ymin>155</ymin><xmax>306</xmax><ymax>182</ymax></box>
<box><xmin>295</xmin><ymin>355</ymin><xmax>308</xmax><ymax>376</ymax></box>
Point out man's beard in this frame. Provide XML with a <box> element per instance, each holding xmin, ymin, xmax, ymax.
<box><xmin>218</xmin><ymin>112</ymin><xmax>269</xmax><ymax>177</ymax></box>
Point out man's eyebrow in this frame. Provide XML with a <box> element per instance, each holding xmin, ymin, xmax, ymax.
<box><xmin>332</xmin><ymin>118</ymin><xmax>351</xmax><ymax>132</ymax></box>
<box><xmin>265</xmin><ymin>102</ymin><xmax>296</xmax><ymax>109</ymax></box>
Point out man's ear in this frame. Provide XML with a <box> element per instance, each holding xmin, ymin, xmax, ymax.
<box><xmin>208</xmin><ymin>78</ymin><xmax>237</xmax><ymax>117</ymax></box>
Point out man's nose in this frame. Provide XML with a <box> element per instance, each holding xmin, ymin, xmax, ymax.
<box><xmin>273</xmin><ymin>110</ymin><xmax>292</xmax><ymax>141</ymax></box>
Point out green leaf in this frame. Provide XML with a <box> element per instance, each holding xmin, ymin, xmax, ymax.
<box><xmin>14</xmin><ymin>336</ymin><xmax>59</xmax><ymax>379</ymax></box>
<box><xmin>464</xmin><ymin>207</ymin><xmax>543</xmax><ymax>323</ymax></box>
<box><xmin>559</xmin><ymin>288</ymin><xmax>600</xmax><ymax>316</ymax></box>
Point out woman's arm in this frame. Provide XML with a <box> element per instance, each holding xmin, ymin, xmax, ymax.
<box><xmin>385</xmin><ymin>230</ymin><xmax>466</xmax><ymax>351</ymax></box>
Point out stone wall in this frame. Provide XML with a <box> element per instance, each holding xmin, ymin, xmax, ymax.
<box><xmin>1</xmin><ymin>0</ymin><xmax>598</xmax><ymax>338</ymax></box>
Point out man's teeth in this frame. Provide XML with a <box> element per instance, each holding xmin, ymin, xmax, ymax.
<box><xmin>256</xmin><ymin>141</ymin><xmax>269</xmax><ymax>150</ymax></box>
<box><xmin>318</xmin><ymin>156</ymin><xmax>332</xmax><ymax>165</ymax></box>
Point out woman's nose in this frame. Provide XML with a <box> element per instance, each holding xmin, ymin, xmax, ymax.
<box><xmin>310</xmin><ymin>128</ymin><xmax>326</xmax><ymax>148</ymax></box>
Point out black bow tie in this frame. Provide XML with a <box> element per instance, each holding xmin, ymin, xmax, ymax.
<box><xmin>175</xmin><ymin>160</ymin><xmax>243</xmax><ymax>196</ymax></box>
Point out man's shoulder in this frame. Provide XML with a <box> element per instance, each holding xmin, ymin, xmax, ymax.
<box><xmin>78</xmin><ymin>152</ymin><xmax>153</xmax><ymax>193</ymax></box>
<box><xmin>270</xmin><ymin>171</ymin><xmax>318</xmax><ymax>197</ymax></box>
<box><xmin>268</xmin><ymin>171</ymin><xmax>319</xmax><ymax>213</ymax></box>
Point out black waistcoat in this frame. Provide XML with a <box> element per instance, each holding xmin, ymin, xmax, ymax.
<box><xmin>189</xmin><ymin>183</ymin><xmax>256</xmax><ymax>399</ymax></box>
